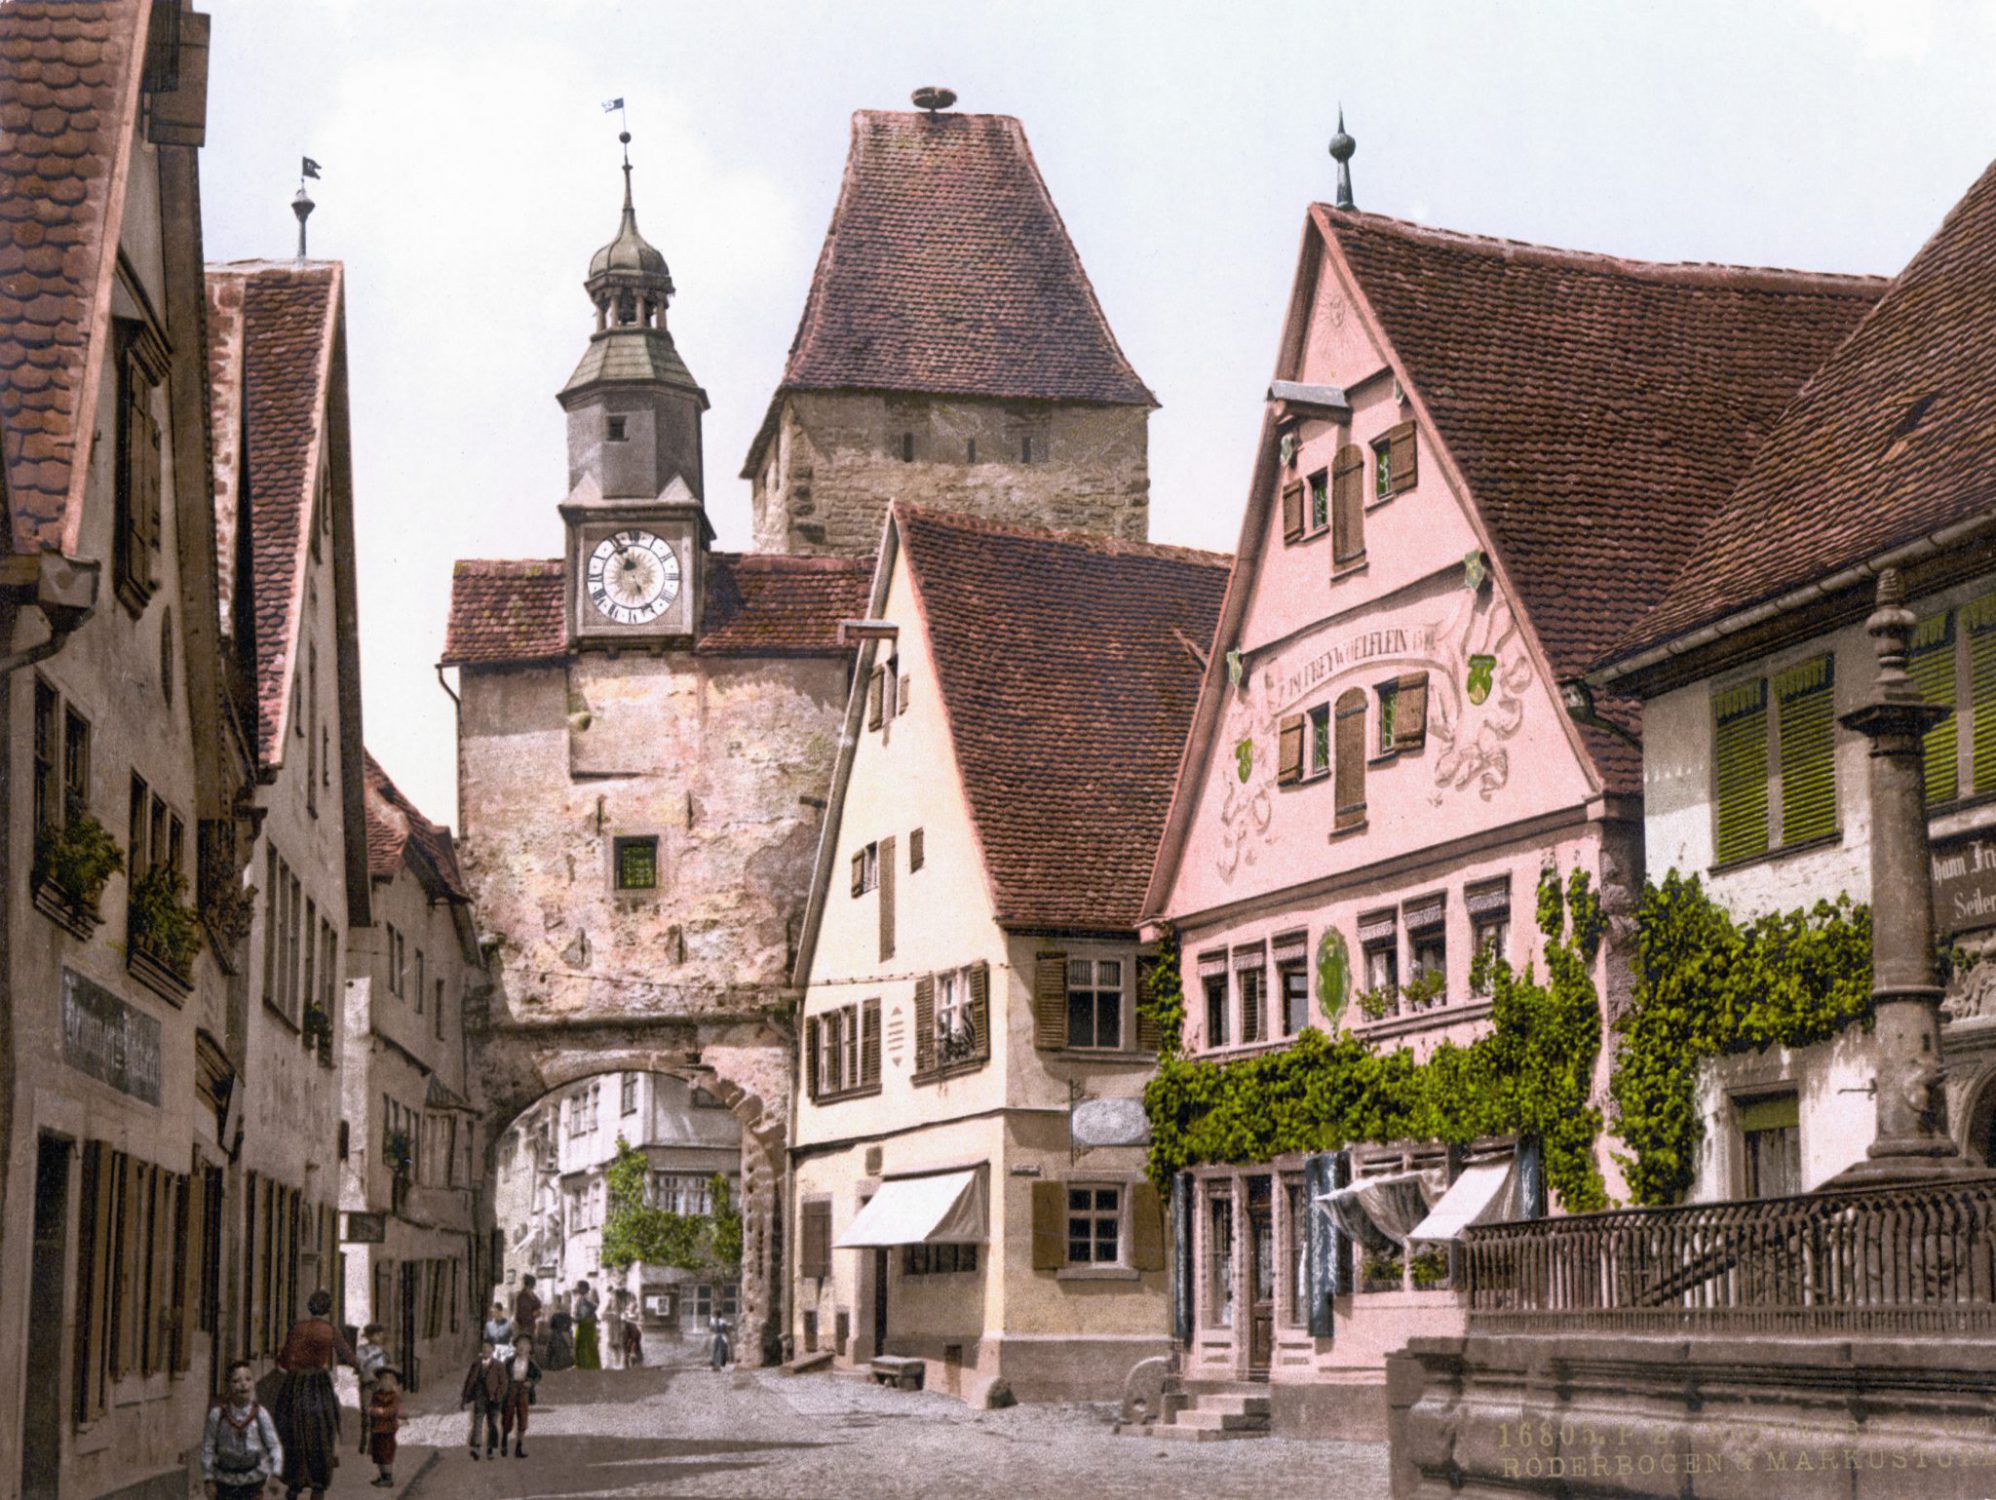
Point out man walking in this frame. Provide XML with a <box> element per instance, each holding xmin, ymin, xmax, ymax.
<box><xmin>513</xmin><ymin>1276</ymin><xmax>543</xmax><ymax>1360</ymax></box>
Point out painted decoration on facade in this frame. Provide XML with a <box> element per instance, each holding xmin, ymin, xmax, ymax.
<box><xmin>1317</xmin><ymin>928</ymin><xmax>1350</xmax><ymax>1029</ymax></box>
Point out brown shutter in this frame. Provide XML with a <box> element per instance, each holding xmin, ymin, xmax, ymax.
<box><xmin>1277</xmin><ymin>713</ymin><xmax>1305</xmax><ymax>786</ymax></box>
<box><xmin>1332</xmin><ymin>444</ymin><xmax>1365</xmax><ymax>567</ymax></box>
<box><xmin>74</xmin><ymin>1141</ymin><xmax>111</xmax><ymax>1423</ymax></box>
<box><xmin>149</xmin><ymin>1169</ymin><xmax>175</xmax><ymax>1372</ymax></box>
<box><xmin>800</xmin><ymin>1200</ymin><xmax>831</xmax><ymax>1280</ymax></box>
<box><xmin>900</xmin><ymin>675</ymin><xmax>912</xmax><ymax>713</ymax></box>
<box><xmin>868</xmin><ymin>668</ymin><xmax>885</xmax><ymax>730</ymax></box>
<box><xmin>909</xmin><ymin>827</ymin><xmax>924</xmax><ymax>872</ymax></box>
<box><xmin>1385</xmin><ymin>421</ymin><xmax>1417</xmax><ymax>494</ymax></box>
<box><xmin>878</xmin><ymin>835</ymin><xmax>896</xmax><ymax>962</ymax></box>
<box><xmin>1130</xmin><ymin>1182</ymin><xmax>1166</xmax><ymax>1271</ymax></box>
<box><xmin>861</xmin><ymin>999</ymin><xmax>882</xmax><ymax>1086</ymax></box>
<box><xmin>969</xmin><ymin>961</ymin><xmax>991</xmax><ymax>1061</ymax></box>
<box><xmin>851</xmin><ymin>851</ymin><xmax>864</xmax><ymax>898</ymax></box>
<box><xmin>804</xmin><ymin>1016</ymin><xmax>821</xmax><ymax>1100</ymax></box>
<box><xmin>112</xmin><ymin>1155</ymin><xmax>143</xmax><ymax>1378</ymax></box>
<box><xmin>1334</xmin><ymin>688</ymin><xmax>1367</xmax><ymax>830</ymax></box>
<box><xmin>1394</xmin><ymin>673</ymin><xmax>1428</xmax><ymax>750</ymax></box>
<box><xmin>1281</xmin><ymin>481</ymin><xmax>1305</xmax><ymax>544</ymax></box>
<box><xmin>1034</xmin><ymin>951</ymin><xmax>1069</xmax><ymax>1050</ymax></box>
<box><xmin>1135</xmin><ymin>955</ymin><xmax>1162</xmax><ymax>1054</ymax></box>
<box><xmin>914</xmin><ymin>976</ymin><xmax>937</xmax><ymax>1077</ymax></box>
<box><xmin>1031</xmin><ymin>1181</ymin><xmax>1066</xmax><ymax>1270</ymax></box>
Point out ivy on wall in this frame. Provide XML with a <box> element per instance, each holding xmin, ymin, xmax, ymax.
<box><xmin>600</xmin><ymin>1136</ymin><xmax>744</xmax><ymax>1275</ymax></box>
<box><xmin>1608</xmin><ymin>871</ymin><xmax>1872</xmax><ymax>1206</ymax></box>
<box><xmin>1141</xmin><ymin>867</ymin><xmax>1609</xmax><ymax>1212</ymax></box>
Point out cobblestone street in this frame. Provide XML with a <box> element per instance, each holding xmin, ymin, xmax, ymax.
<box><xmin>349</xmin><ymin>1350</ymin><xmax>1387</xmax><ymax>1500</ymax></box>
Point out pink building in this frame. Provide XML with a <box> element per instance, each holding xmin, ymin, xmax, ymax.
<box><xmin>1141</xmin><ymin>185</ymin><xmax>1877</xmax><ymax>1437</ymax></box>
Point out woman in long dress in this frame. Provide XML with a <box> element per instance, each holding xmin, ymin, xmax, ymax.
<box><xmin>273</xmin><ymin>1290</ymin><xmax>355</xmax><ymax>1500</ymax></box>
<box><xmin>571</xmin><ymin>1281</ymin><xmax>601</xmax><ymax>1370</ymax></box>
<box><xmin>601</xmin><ymin>1288</ymin><xmax>625</xmax><ymax>1371</ymax></box>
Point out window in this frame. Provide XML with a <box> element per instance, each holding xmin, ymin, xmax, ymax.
<box><xmin>1067</xmin><ymin>1186</ymin><xmax>1122</xmax><ymax>1265</ymax></box>
<box><xmin>1277</xmin><ymin>703</ymin><xmax>1334</xmax><ymax>787</ymax></box>
<box><xmin>614</xmin><ymin>836</ymin><xmax>659</xmax><ymax>891</ymax></box>
<box><xmin>900</xmin><ymin>432</ymin><xmax>916</xmax><ymax>463</ymax></box>
<box><xmin>965</xmin><ymin>437</ymin><xmax>977</xmax><ymax>464</ymax></box>
<box><xmin>621</xmin><ymin>1074</ymin><xmax>639</xmax><ymax>1115</ymax></box>
<box><xmin>1332</xmin><ymin>444</ymin><xmax>1365</xmax><ymax>567</ymax></box>
<box><xmin>1467</xmin><ymin>880</ymin><xmax>1511</xmax><ymax>994</ymax></box>
<box><xmin>904</xmin><ymin>1243</ymin><xmax>978</xmax><ymax>1275</ymax></box>
<box><xmin>32</xmin><ymin>678</ymin><xmax>58</xmax><ymax>835</ymax></box>
<box><xmin>650</xmin><ymin>1172</ymin><xmax>717</xmax><ymax>1216</ymax></box>
<box><xmin>1359</xmin><ymin>910</ymin><xmax>1398</xmax><ymax>1015</ymax></box>
<box><xmin>809</xmin><ymin>999</ymin><xmax>881</xmax><ymax>1099</ymax></box>
<box><xmin>1334</xmin><ymin>689</ymin><xmax>1367</xmax><ymax>829</ymax></box>
<box><xmin>936</xmin><ymin>969</ymin><xmax>969</xmax><ymax>1053</ymax></box>
<box><xmin>1739</xmin><ymin>1092</ymin><xmax>1801</xmax><ymax>1199</ymax></box>
<box><xmin>1235</xmin><ymin>951</ymin><xmax>1266</xmax><ymax>1044</ymax></box>
<box><xmin>850</xmin><ymin>841</ymin><xmax>879</xmax><ymax>896</ymax></box>
<box><xmin>1207</xmin><ymin>1186</ymin><xmax>1234</xmax><ymax>1328</ymax></box>
<box><xmin>306</xmin><ymin>646</ymin><xmax>319</xmax><ymax>816</ymax></box>
<box><xmin>1281</xmin><ymin>470</ymin><xmax>1332</xmax><ymax>546</ymax></box>
<box><xmin>1405</xmin><ymin>898</ymin><xmax>1446</xmax><ymax>1010</ymax></box>
<box><xmin>64</xmin><ymin>708</ymin><xmax>90</xmax><ymax>821</ymax></box>
<box><xmin>915</xmin><ymin>964</ymin><xmax>989</xmax><ymax>1078</ymax></box>
<box><xmin>1203</xmin><ymin>967</ymin><xmax>1229</xmax><ymax>1050</ymax></box>
<box><xmin>1284</xmin><ymin>1178</ymin><xmax>1308</xmax><ymax>1327</ymax></box>
<box><xmin>1373</xmin><ymin>421</ymin><xmax>1417</xmax><ymax>500</ymax></box>
<box><xmin>413</xmin><ymin>948</ymin><xmax>425</xmax><ymax>1014</ymax></box>
<box><xmin>433</xmin><ymin>978</ymin><xmax>444</xmax><ymax>1041</ymax></box>
<box><xmin>606</xmin><ymin>415</ymin><xmax>627</xmax><ymax>443</ymax></box>
<box><xmin>160</xmin><ymin>610</ymin><xmax>173</xmax><ymax>705</ymax></box>
<box><xmin>1309</xmin><ymin>469</ymin><xmax>1330</xmax><ymax>533</ymax></box>
<box><xmin>1065</xmin><ymin>959</ymin><xmax>1124</xmax><ymax>1050</ymax></box>
<box><xmin>1020</xmin><ymin>433</ymin><xmax>1037</xmax><ymax>464</ymax></box>
<box><xmin>1376</xmin><ymin>674</ymin><xmax>1430</xmax><ymax>754</ymax></box>
<box><xmin>1279</xmin><ymin>957</ymin><xmax>1309</xmax><ymax>1036</ymax></box>
<box><xmin>1713</xmin><ymin>655</ymin><xmax>1839</xmax><ymax>866</ymax></box>
<box><xmin>130</xmin><ymin>774</ymin><xmax>150</xmax><ymax>875</ymax></box>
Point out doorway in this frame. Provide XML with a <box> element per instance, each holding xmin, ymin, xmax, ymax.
<box><xmin>1247</xmin><ymin>1175</ymin><xmax>1274</xmax><ymax>1380</ymax></box>
<box><xmin>21</xmin><ymin>1135</ymin><xmax>69</xmax><ymax>1500</ymax></box>
<box><xmin>872</xmin><ymin>1247</ymin><xmax>889</xmax><ymax>1356</ymax></box>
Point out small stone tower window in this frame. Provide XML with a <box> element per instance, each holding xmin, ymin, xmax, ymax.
<box><xmin>900</xmin><ymin>432</ymin><xmax>916</xmax><ymax>463</ymax></box>
<box><xmin>1020</xmin><ymin>433</ymin><xmax>1038</xmax><ymax>464</ymax></box>
<box><xmin>607</xmin><ymin>416</ymin><xmax>627</xmax><ymax>443</ymax></box>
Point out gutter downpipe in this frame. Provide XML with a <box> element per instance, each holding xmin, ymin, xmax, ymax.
<box><xmin>1591</xmin><ymin>511</ymin><xmax>1996</xmax><ymax>689</ymax></box>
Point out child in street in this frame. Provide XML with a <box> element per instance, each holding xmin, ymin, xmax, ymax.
<box><xmin>366</xmin><ymin>1367</ymin><xmax>402</xmax><ymax>1487</ymax></box>
<box><xmin>354</xmin><ymin>1324</ymin><xmax>388</xmax><ymax>1456</ymax></box>
<box><xmin>201</xmin><ymin>1359</ymin><xmax>284</xmax><ymax>1500</ymax></box>
<box><xmin>461</xmin><ymin>1340</ymin><xmax>507</xmax><ymax>1459</ymax></box>
<box><xmin>500</xmin><ymin>1344</ymin><xmax>541</xmax><ymax>1458</ymax></box>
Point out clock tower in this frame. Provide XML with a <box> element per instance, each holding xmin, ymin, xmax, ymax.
<box><xmin>560</xmin><ymin>132</ymin><xmax>711</xmax><ymax>645</ymax></box>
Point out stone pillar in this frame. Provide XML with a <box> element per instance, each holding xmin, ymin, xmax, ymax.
<box><xmin>1834</xmin><ymin>568</ymin><xmax>1982</xmax><ymax>1183</ymax></box>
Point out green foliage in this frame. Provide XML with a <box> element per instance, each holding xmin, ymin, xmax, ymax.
<box><xmin>600</xmin><ymin>1136</ymin><xmax>739</xmax><ymax>1275</ymax></box>
<box><xmin>1144</xmin><ymin>866</ymin><xmax>1608</xmax><ymax>1212</ymax></box>
<box><xmin>1609</xmin><ymin>871</ymin><xmax>1872</xmax><ymax>1206</ymax></box>
<box><xmin>1355</xmin><ymin>984</ymin><xmax>1398</xmax><ymax>1021</ymax></box>
<box><xmin>1402</xmin><ymin>968</ymin><xmax>1447</xmax><ymax>1010</ymax></box>
<box><xmin>128</xmin><ymin>863</ymin><xmax>202</xmax><ymax>973</ymax></box>
<box><xmin>35</xmin><ymin>803</ymin><xmax>123</xmax><ymax>910</ymax></box>
<box><xmin>1138</xmin><ymin>929</ymin><xmax>1186</xmax><ymax>1058</ymax></box>
<box><xmin>1409</xmin><ymin>1247</ymin><xmax>1451</xmax><ymax>1287</ymax></box>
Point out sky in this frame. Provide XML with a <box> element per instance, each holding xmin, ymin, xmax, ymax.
<box><xmin>198</xmin><ymin>0</ymin><xmax>1996</xmax><ymax>829</ymax></box>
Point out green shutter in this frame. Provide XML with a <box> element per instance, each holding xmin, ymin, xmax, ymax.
<box><xmin>1908</xmin><ymin>612</ymin><xmax>1958</xmax><ymax>807</ymax></box>
<box><xmin>1713</xmin><ymin>679</ymin><xmax>1769</xmax><ymax>865</ymax></box>
<box><xmin>1774</xmin><ymin>656</ymin><xmax>1836</xmax><ymax>845</ymax></box>
<box><xmin>1968</xmin><ymin>595</ymin><xmax>1996</xmax><ymax>795</ymax></box>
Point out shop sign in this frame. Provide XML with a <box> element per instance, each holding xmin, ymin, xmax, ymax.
<box><xmin>61</xmin><ymin>968</ymin><xmax>162</xmax><ymax>1105</ymax></box>
<box><xmin>1932</xmin><ymin>828</ymin><xmax>1996</xmax><ymax>936</ymax></box>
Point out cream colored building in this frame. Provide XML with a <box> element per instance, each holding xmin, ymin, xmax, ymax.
<box><xmin>788</xmin><ymin>505</ymin><xmax>1227</xmax><ymax>1402</ymax></box>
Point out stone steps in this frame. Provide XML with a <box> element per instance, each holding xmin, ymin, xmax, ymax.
<box><xmin>1120</xmin><ymin>1381</ymin><xmax>1272</xmax><ymax>1441</ymax></box>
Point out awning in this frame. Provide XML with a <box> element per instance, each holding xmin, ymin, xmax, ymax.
<box><xmin>1409</xmin><ymin>1159</ymin><xmax>1518</xmax><ymax>1243</ymax></box>
<box><xmin>834</xmin><ymin>1171</ymin><xmax>985</xmax><ymax>1248</ymax></box>
<box><xmin>1315</xmin><ymin>1168</ymin><xmax>1443</xmax><ymax>1251</ymax></box>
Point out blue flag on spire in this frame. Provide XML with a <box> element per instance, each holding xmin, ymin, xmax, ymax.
<box><xmin>601</xmin><ymin>98</ymin><xmax>624</xmax><ymax>114</ymax></box>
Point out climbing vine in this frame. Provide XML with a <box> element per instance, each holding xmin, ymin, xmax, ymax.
<box><xmin>1609</xmin><ymin>871</ymin><xmax>1872</xmax><ymax>1206</ymax></box>
<box><xmin>1138</xmin><ymin>928</ymin><xmax>1186</xmax><ymax>1058</ymax></box>
<box><xmin>600</xmin><ymin>1136</ymin><xmax>742</xmax><ymax>1274</ymax></box>
<box><xmin>1143</xmin><ymin>866</ymin><xmax>1608</xmax><ymax>1212</ymax></box>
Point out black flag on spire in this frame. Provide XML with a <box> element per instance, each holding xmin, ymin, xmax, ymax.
<box><xmin>301</xmin><ymin>156</ymin><xmax>322</xmax><ymax>180</ymax></box>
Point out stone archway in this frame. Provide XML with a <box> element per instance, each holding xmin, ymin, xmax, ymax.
<box><xmin>1951</xmin><ymin>1057</ymin><xmax>1996</xmax><ymax>1167</ymax></box>
<box><xmin>469</xmin><ymin>1014</ymin><xmax>792</xmax><ymax>1366</ymax></box>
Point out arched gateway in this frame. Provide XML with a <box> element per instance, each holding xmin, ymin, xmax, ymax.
<box><xmin>439</xmin><ymin>138</ymin><xmax>872</xmax><ymax>1362</ymax></box>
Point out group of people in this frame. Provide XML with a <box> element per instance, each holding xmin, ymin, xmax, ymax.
<box><xmin>505</xmin><ymin>1273</ymin><xmax>646</xmax><ymax>1372</ymax></box>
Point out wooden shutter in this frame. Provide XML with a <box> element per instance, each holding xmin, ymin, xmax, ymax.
<box><xmin>1034</xmin><ymin>951</ymin><xmax>1069</xmax><ymax>1050</ymax></box>
<box><xmin>1277</xmin><ymin>713</ymin><xmax>1305</xmax><ymax>786</ymax></box>
<box><xmin>112</xmin><ymin>1155</ymin><xmax>143</xmax><ymax>1379</ymax></box>
<box><xmin>1713</xmin><ymin>679</ymin><xmax>1770</xmax><ymax>865</ymax></box>
<box><xmin>1775</xmin><ymin>656</ymin><xmax>1837</xmax><ymax>845</ymax></box>
<box><xmin>914</xmin><ymin>976</ymin><xmax>937</xmax><ymax>1077</ymax></box>
<box><xmin>1334</xmin><ymin>689</ymin><xmax>1367</xmax><ymax>830</ymax></box>
<box><xmin>74</xmin><ymin>1141</ymin><xmax>112</xmax><ymax>1423</ymax></box>
<box><xmin>1281</xmin><ymin>481</ymin><xmax>1305</xmax><ymax>544</ymax></box>
<box><xmin>1394</xmin><ymin>673</ymin><xmax>1428</xmax><ymax>751</ymax></box>
<box><xmin>1331</xmin><ymin>444</ymin><xmax>1365</xmax><ymax>567</ymax></box>
<box><xmin>969</xmin><ymin>962</ymin><xmax>991</xmax><ymax>1061</ymax></box>
<box><xmin>909</xmin><ymin>827</ymin><xmax>925</xmax><ymax>872</ymax></box>
<box><xmin>1135</xmin><ymin>955</ymin><xmax>1162</xmax><ymax>1054</ymax></box>
<box><xmin>804</xmin><ymin>1016</ymin><xmax>821</xmax><ymax>1100</ymax></box>
<box><xmin>850</xmin><ymin>851</ymin><xmax>864</xmax><ymax>898</ymax></box>
<box><xmin>1908</xmin><ymin>612</ymin><xmax>1959</xmax><ymax>807</ymax></box>
<box><xmin>148</xmin><ymin>1168</ymin><xmax>175</xmax><ymax>1373</ymax></box>
<box><xmin>1130</xmin><ymin>1183</ymin><xmax>1165</xmax><ymax>1271</ymax></box>
<box><xmin>1384</xmin><ymin>421</ymin><xmax>1417</xmax><ymax>494</ymax></box>
<box><xmin>1970</xmin><ymin>595</ymin><xmax>1996</xmax><ymax>795</ymax></box>
<box><xmin>878</xmin><ymin>835</ymin><xmax>896</xmax><ymax>962</ymax></box>
<box><xmin>799</xmin><ymin>1200</ymin><xmax>831</xmax><ymax>1280</ymax></box>
<box><xmin>1030</xmin><ymin>1181</ymin><xmax>1066</xmax><ymax>1270</ymax></box>
<box><xmin>861</xmin><ymin>999</ymin><xmax>882</xmax><ymax>1086</ymax></box>
<box><xmin>867</xmin><ymin>668</ymin><xmax>885</xmax><ymax>730</ymax></box>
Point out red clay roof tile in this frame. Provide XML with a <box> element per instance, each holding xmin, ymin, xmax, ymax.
<box><xmin>898</xmin><ymin>505</ymin><xmax>1228</xmax><ymax>932</ymax></box>
<box><xmin>364</xmin><ymin>749</ymin><xmax>468</xmax><ymax>902</ymax></box>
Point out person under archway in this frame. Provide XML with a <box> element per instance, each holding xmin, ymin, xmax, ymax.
<box><xmin>571</xmin><ymin>1281</ymin><xmax>601</xmax><ymax>1370</ymax></box>
<box><xmin>272</xmin><ymin>1290</ymin><xmax>356</xmax><ymax>1500</ymax></box>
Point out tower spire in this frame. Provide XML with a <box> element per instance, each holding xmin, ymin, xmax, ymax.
<box><xmin>1329</xmin><ymin>107</ymin><xmax>1356</xmax><ymax>211</ymax></box>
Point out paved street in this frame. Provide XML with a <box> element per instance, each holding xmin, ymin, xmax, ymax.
<box><xmin>336</xmin><ymin>1349</ymin><xmax>1388</xmax><ymax>1500</ymax></box>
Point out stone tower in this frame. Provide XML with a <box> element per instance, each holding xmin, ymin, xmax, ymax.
<box><xmin>743</xmin><ymin>104</ymin><xmax>1158</xmax><ymax>556</ymax></box>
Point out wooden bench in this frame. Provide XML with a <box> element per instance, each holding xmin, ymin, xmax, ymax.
<box><xmin>869</xmin><ymin>1355</ymin><xmax>925</xmax><ymax>1391</ymax></box>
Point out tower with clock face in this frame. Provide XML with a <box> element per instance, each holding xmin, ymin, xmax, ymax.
<box><xmin>560</xmin><ymin>135</ymin><xmax>712</xmax><ymax>646</ymax></box>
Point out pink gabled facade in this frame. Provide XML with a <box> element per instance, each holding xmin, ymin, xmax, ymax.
<box><xmin>1142</xmin><ymin>203</ymin><xmax>1879</xmax><ymax>1437</ymax></box>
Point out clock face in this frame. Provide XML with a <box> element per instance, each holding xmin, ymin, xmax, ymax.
<box><xmin>586</xmin><ymin>530</ymin><xmax>681</xmax><ymax>625</ymax></box>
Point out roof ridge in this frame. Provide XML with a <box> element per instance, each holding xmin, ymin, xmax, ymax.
<box><xmin>897</xmin><ymin>503</ymin><xmax>1231</xmax><ymax>568</ymax></box>
<box><xmin>1314</xmin><ymin>205</ymin><xmax>1887</xmax><ymax>296</ymax></box>
<box><xmin>714</xmin><ymin>551</ymin><xmax>875</xmax><ymax>571</ymax></box>
<box><xmin>454</xmin><ymin>557</ymin><xmax>562</xmax><ymax>574</ymax></box>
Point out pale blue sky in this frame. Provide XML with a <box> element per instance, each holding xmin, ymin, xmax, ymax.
<box><xmin>200</xmin><ymin>0</ymin><xmax>1996</xmax><ymax>825</ymax></box>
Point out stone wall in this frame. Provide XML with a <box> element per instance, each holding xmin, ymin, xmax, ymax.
<box><xmin>750</xmin><ymin>390</ymin><xmax>1150</xmax><ymax>556</ymax></box>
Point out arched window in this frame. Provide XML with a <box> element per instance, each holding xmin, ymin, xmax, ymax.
<box><xmin>1334</xmin><ymin>688</ymin><xmax>1367</xmax><ymax>831</ymax></box>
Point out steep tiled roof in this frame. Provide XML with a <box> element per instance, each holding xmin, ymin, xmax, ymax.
<box><xmin>205</xmin><ymin>262</ymin><xmax>339</xmax><ymax>763</ymax></box>
<box><xmin>442</xmin><ymin>553</ymin><xmax>871</xmax><ymax>667</ymax></box>
<box><xmin>364</xmin><ymin>750</ymin><xmax>468</xmax><ymax>902</ymax></box>
<box><xmin>1321</xmin><ymin>207</ymin><xmax>1882</xmax><ymax>684</ymax></box>
<box><xmin>0</xmin><ymin>0</ymin><xmax>144</xmax><ymax>551</ymax></box>
<box><xmin>900</xmin><ymin>506</ymin><xmax>1228</xmax><ymax>931</ymax></box>
<box><xmin>1612</xmin><ymin>158</ymin><xmax>1996</xmax><ymax>662</ymax></box>
<box><xmin>777</xmin><ymin>110</ymin><xmax>1153</xmax><ymax>409</ymax></box>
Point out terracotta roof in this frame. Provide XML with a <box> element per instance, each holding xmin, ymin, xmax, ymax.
<box><xmin>442</xmin><ymin>553</ymin><xmax>872</xmax><ymax>667</ymax></box>
<box><xmin>1611</xmin><ymin>157</ymin><xmax>1996</xmax><ymax>662</ymax></box>
<box><xmin>767</xmin><ymin>110</ymin><xmax>1151</xmax><ymax>416</ymax></box>
<box><xmin>900</xmin><ymin>505</ymin><xmax>1228</xmax><ymax>931</ymax></box>
<box><xmin>364</xmin><ymin>750</ymin><xmax>468</xmax><ymax>902</ymax></box>
<box><xmin>1321</xmin><ymin>207</ymin><xmax>1883</xmax><ymax>685</ymax></box>
<box><xmin>205</xmin><ymin>262</ymin><xmax>340</xmax><ymax>763</ymax></box>
<box><xmin>0</xmin><ymin>0</ymin><xmax>144</xmax><ymax>552</ymax></box>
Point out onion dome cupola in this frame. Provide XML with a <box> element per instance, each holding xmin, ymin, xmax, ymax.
<box><xmin>559</xmin><ymin>131</ymin><xmax>711</xmax><ymax>507</ymax></box>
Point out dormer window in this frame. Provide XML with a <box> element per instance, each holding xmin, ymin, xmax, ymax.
<box><xmin>607</xmin><ymin>416</ymin><xmax>627</xmax><ymax>443</ymax></box>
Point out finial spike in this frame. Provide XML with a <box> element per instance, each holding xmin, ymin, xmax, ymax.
<box><xmin>291</xmin><ymin>184</ymin><xmax>315</xmax><ymax>260</ymax></box>
<box><xmin>1328</xmin><ymin>106</ymin><xmax>1357</xmax><ymax>212</ymax></box>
